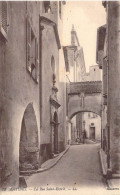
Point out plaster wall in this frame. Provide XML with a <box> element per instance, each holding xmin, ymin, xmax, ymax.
<box><xmin>107</xmin><ymin>1</ymin><xmax>120</xmax><ymax>173</ymax></box>
<box><xmin>40</xmin><ymin>21</ymin><xmax>59</xmax><ymax>163</ymax></box>
<box><xmin>57</xmin><ymin>4</ymin><xmax>67</xmax><ymax>151</ymax></box>
<box><xmin>0</xmin><ymin>1</ymin><xmax>40</xmax><ymax>187</ymax></box>
<box><xmin>40</xmin><ymin>14</ymin><xmax>66</xmax><ymax>163</ymax></box>
<box><xmin>58</xmin><ymin>48</ymin><xmax>67</xmax><ymax>151</ymax></box>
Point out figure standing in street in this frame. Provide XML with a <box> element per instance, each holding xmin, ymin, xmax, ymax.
<box><xmin>82</xmin><ymin>130</ymin><xmax>86</xmax><ymax>144</ymax></box>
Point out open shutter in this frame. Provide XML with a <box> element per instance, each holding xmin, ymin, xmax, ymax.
<box><xmin>0</xmin><ymin>1</ymin><xmax>7</xmax><ymax>40</ymax></box>
<box><xmin>103</xmin><ymin>58</ymin><xmax>107</xmax><ymax>105</ymax></box>
<box><xmin>96</xmin><ymin>25</ymin><xmax>106</xmax><ymax>68</ymax></box>
<box><xmin>35</xmin><ymin>38</ymin><xmax>39</xmax><ymax>83</ymax></box>
<box><xmin>26</xmin><ymin>18</ymin><xmax>31</xmax><ymax>72</ymax></box>
<box><xmin>2</xmin><ymin>2</ymin><xmax>7</xmax><ymax>33</ymax></box>
<box><xmin>0</xmin><ymin>3</ymin><xmax>2</xmax><ymax>28</ymax></box>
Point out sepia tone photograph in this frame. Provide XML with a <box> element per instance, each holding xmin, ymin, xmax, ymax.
<box><xmin>0</xmin><ymin>0</ymin><xmax>120</xmax><ymax>194</ymax></box>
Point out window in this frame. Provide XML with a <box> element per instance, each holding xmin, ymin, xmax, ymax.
<box><xmin>0</xmin><ymin>1</ymin><xmax>8</xmax><ymax>40</ymax></box>
<box><xmin>51</xmin><ymin>56</ymin><xmax>56</xmax><ymax>86</ymax></box>
<box><xmin>44</xmin><ymin>1</ymin><xmax>51</xmax><ymax>13</ymax></box>
<box><xmin>26</xmin><ymin>18</ymin><xmax>39</xmax><ymax>83</ymax></box>
<box><xmin>59</xmin><ymin>1</ymin><xmax>61</xmax><ymax>18</ymax></box>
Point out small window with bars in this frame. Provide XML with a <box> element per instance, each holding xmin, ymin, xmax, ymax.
<box><xmin>0</xmin><ymin>1</ymin><xmax>8</xmax><ymax>40</ymax></box>
<box><xmin>26</xmin><ymin>18</ymin><xmax>39</xmax><ymax>83</ymax></box>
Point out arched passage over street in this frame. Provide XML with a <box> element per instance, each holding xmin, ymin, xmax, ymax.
<box><xmin>19</xmin><ymin>103</ymin><xmax>39</xmax><ymax>171</ymax></box>
<box><xmin>67</xmin><ymin>81</ymin><xmax>102</xmax><ymax>120</ymax></box>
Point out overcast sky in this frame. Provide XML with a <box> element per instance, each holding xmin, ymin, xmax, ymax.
<box><xmin>63</xmin><ymin>1</ymin><xmax>106</xmax><ymax>72</ymax></box>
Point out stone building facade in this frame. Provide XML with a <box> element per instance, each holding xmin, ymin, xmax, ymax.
<box><xmin>97</xmin><ymin>1</ymin><xmax>120</xmax><ymax>176</ymax></box>
<box><xmin>0</xmin><ymin>1</ymin><xmax>67</xmax><ymax>188</ymax></box>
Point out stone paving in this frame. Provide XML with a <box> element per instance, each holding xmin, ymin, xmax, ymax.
<box><xmin>26</xmin><ymin>143</ymin><xmax>107</xmax><ymax>190</ymax></box>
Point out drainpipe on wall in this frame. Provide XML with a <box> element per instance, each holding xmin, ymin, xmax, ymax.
<box><xmin>106</xmin><ymin>124</ymin><xmax>112</xmax><ymax>178</ymax></box>
<box><xmin>102</xmin><ymin>1</ymin><xmax>111</xmax><ymax>177</ymax></box>
<box><xmin>106</xmin><ymin>1</ymin><xmax>112</xmax><ymax>178</ymax></box>
<box><xmin>107</xmin><ymin>124</ymin><xmax>110</xmax><ymax>168</ymax></box>
<box><xmin>39</xmin><ymin>16</ymin><xmax>44</xmax><ymax>128</ymax></box>
<box><xmin>101</xmin><ymin>113</ymin><xmax>102</xmax><ymax>149</ymax></box>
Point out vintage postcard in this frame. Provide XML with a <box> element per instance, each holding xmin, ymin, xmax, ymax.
<box><xmin>0</xmin><ymin>1</ymin><xmax>120</xmax><ymax>195</ymax></box>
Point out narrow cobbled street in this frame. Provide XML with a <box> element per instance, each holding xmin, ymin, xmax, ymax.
<box><xmin>26</xmin><ymin>143</ymin><xmax>106</xmax><ymax>189</ymax></box>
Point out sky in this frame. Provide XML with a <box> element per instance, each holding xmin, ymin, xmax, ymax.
<box><xmin>63</xmin><ymin>1</ymin><xmax>106</xmax><ymax>72</ymax></box>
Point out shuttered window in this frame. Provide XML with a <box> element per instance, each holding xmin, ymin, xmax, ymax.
<box><xmin>96</xmin><ymin>25</ymin><xmax>106</xmax><ymax>68</ymax></box>
<box><xmin>35</xmin><ymin>38</ymin><xmax>39</xmax><ymax>83</ymax></box>
<box><xmin>103</xmin><ymin>58</ymin><xmax>107</xmax><ymax>105</ymax></box>
<box><xmin>0</xmin><ymin>1</ymin><xmax>7</xmax><ymax>39</ymax></box>
<box><xmin>59</xmin><ymin>1</ymin><xmax>61</xmax><ymax>18</ymax></box>
<box><xmin>2</xmin><ymin>2</ymin><xmax>7</xmax><ymax>33</ymax></box>
<box><xmin>26</xmin><ymin>18</ymin><xmax>31</xmax><ymax>72</ymax></box>
<box><xmin>26</xmin><ymin>18</ymin><xmax>39</xmax><ymax>83</ymax></box>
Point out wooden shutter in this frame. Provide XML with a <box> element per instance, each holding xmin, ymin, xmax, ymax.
<box><xmin>103</xmin><ymin>58</ymin><xmax>107</xmax><ymax>105</ymax></box>
<box><xmin>35</xmin><ymin>38</ymin><xmax>39</xmax><ymax>83</ymax></box>
<box><xmin>26</xmin><ymin>18</ymin><xmax>31</xmax><ymax>72</ymax></box>
<box><xmin>0</xmin><ymin>3</ymin><xmax>2</xmax><ymax>28</ymax></box>
<box><xmin>96</xmin><ymin>25</ymin><xmax>106</xmax><ymax>67</ymax></box>
<box><xmin>2</xmin><ymin>2</ymin><xmax>7</xmax><ymax>33</ymax></box>
<box><xmin>0</xmin><ymin>1</ymin><xmax>7</xmax><ymax>40</ymax></box>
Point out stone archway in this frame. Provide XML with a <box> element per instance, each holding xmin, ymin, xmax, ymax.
<box><xmin>19</xmin><ymin>103</ymin><xmax>39</xmax><ymax>171</ymax></box>
<box><xmin>69</xmin><ymin>110</ymin><xmax>101</xmax><ymax>120</ymax></box>
<box><xmin>67</xmin><ymin>81</ymin><xmax>102</xmax><ymax>120</ymax></box>
<box><xmin>69</xmin><ymin>110</ymin><xmax>101</xmax><ymax>144</ymax></box>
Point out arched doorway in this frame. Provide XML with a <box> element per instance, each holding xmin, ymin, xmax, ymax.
<box><xmin>53</xmin><ymin>112</ymin><xmax>59</xmax><ymax>154</ymax></box>
<box><xmin>19</xmin><ymin>103</ymin><xmax>39</xmax><ymax>171</ymax></box>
